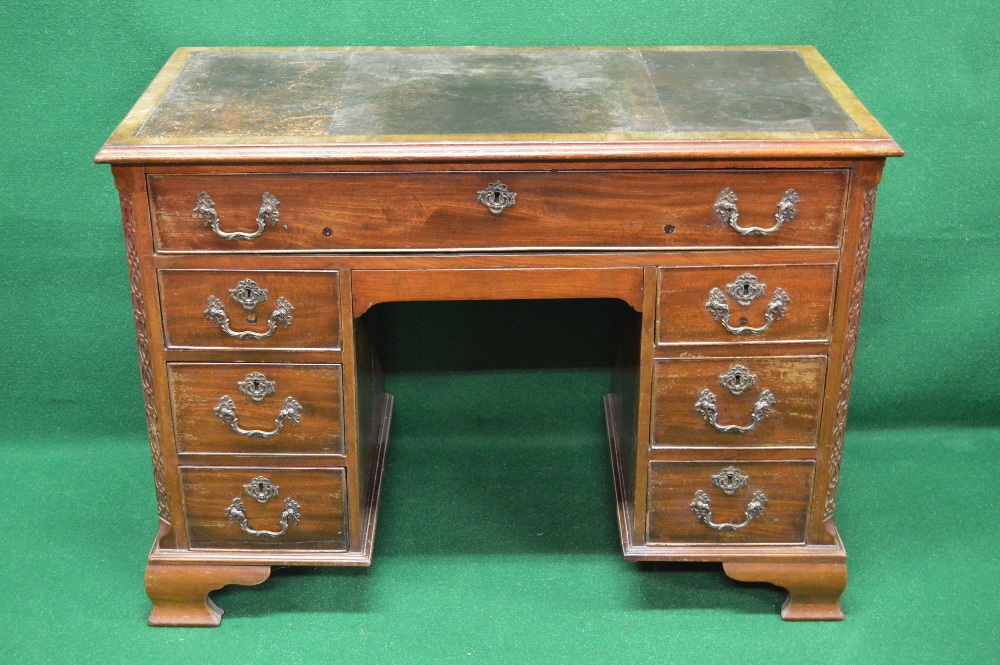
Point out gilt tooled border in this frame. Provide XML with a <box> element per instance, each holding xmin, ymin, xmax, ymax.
<box><xmin>121</xmin><ymin>192</ymin><xmax>170</xmax><ymax>524</ymax></box>
<box><xmin>824</xmin><ymin>186</ymin><xmax>878</xmax><ymax>521</ymax></box>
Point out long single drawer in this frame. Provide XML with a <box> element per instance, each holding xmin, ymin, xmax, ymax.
<box><xmin>169</xmin><ymin>363</ymin><xmax>345</xmax><ymax>455</ymax></box>
<box><xmin>182</xmin><ymin>467</ymin><xmax>348</xmax><ymax>550</ymax></box>
<box><xmin>647</xmin><ymin>460</ymin><xmax>815</xmax><ymax>545</ymax></box>
<box><xmin>656</xmin><ymin>264</ymin><xmax>836</xmax><ymax>345</ymax></box>
<box><xmin>651</xmin><ymin>356</ymin><xmax>827</xmax><ymax>449</ymax></box>
<box><xmin>158</xmin><ymin>269</ymin><xmax>341</xmax><ymax>350</ymax></box>
<box><xmin>147</xmin><ymin>170</ymin><xmax>849</xmax><ymax>252</ymax></box>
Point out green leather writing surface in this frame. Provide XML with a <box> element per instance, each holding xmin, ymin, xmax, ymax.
<box><xmin>133</xmin><ymin>48</ymin><xmax>861</xmax><ymax>142</ymax></box>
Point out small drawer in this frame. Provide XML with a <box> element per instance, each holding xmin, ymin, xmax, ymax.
<box><xmin>158</xmin><ymin>269</ymin><xmax>341</xmax><ymax>350</ymax></box>
<box><xmin>656</xmin><ymin>264</ymin><xmax>836</xmax><ymax>345</ymax></box>
<box><xmin>169</xmin><ymin>363</ymin><xmax>344</xmax><ymax>455</ymax></box>
<box><xmin>147</xmin><ymin>170</ymin><xmax>847</xmax><ymax>252</ymax></box>
<box><xmin>652</xmin><ymin>356</ymin><xmax>827</xmax><ymax>449</ymax></box>
<box><xmin>182</xmin><ymin>467</ymin><xmax>348</xmax><ymax>550</ymax></box>
<box><xmin>647</xmin><ymin>461</ymin><xmax>814</xmax><ymax>545</ymax></box>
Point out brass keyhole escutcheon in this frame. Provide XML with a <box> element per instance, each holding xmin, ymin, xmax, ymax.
<box><xmin>476</xmin><ymin>181</ymin><xmax>516</xmax><ymax>214</ymax></box>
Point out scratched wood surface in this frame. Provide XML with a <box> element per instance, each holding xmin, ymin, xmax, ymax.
<box><xmin>656</xmin><ymin>264</ymin><xmax>837</xmax><ymax>345</ymax></box>
<box><xmin>650</xmin><ymin>356</ymin><xmax>828</xmax><ymax>449</ymax></box>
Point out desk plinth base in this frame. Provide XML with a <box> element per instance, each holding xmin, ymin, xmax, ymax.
<box><xmin>604</xmin><ymin>393</ymin><xmax>847</xmax><ymax>621</ymax></box>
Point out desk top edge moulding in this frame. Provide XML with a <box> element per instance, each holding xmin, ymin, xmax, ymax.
<box><xmin>96</xmin><ymin>46</ymin><xmax>900</xmax><ymax>626</ymax></box>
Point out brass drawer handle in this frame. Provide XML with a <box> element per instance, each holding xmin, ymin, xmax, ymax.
<box><xmin>696</xmin><ymin>365</ymin><xmax>775</xmax><ymax>434</ymax></box>
<box><xmin>696</xmin><ymin>388</ymin><xmax>775</xmax><ymax>433</ymax></box>
<box><xmin>194</xmin><ymin>191</ymin><xmax>280</xmax><ymax>241</ymax></box>
<box><xmin>690</xmin><ymin>488</ymin><xmax>768</xmax><ymax>531</ymax></box>
<box><xmin>225</xmin><ymin>497</ymin><xmax>301</xmax><ymax>538</ymax></box>
<box><xmin>214</xmin><ymin>395</ymin><xmax>302</xmax><ymax>438</ymax></box>
<box><xmin>225</xmin><ymin>477</ymin><xmax>300</xmax><ymax>537</ymax></box>
<box><xmin>204</xmin><ymin>286</ymin><xmax>294</xmax><ymax>340</ymax></box>
<box><xmin>706</xmin><ymin>273</ymin><xmax>789</xmax><ymax>335</ymax></box>
<box><xmin>477</xmin><ymin>180</ymin><xmax>517</xmax><ymax>214</ymax></box>
<box><xmin>715</xmin><ymin>187</ymin><xmax>800</xmax><ymax>236</ymax></box>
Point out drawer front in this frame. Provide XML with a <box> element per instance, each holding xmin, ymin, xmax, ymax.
<box><xmin>647</xmin><ymin>461</ymin><xmax>814</xmax><ymax>545</ymax></box>
<box><xmin>148</xmin><ymin>170</ymin><xmax>847</xmax><ymax>252</ymax></box>
<box><xmin>656</xmin><ymin>264</ymin><xmax>836</xmax><ymax>345</ymax></box>
<box><xmin>182</xmin><ymin>467</ymin><xmax>348</xmax><ymax>550</ymax></box>
<box><xmin>159</xmin><ymin>269</ymin><xmax>341</xmax><ymax>350</ymax></box>
<box><xmin>169</xmin><ymin>363</ymin><xmax>344</xmax><ymax>455</ymax></box>
<box><xmin>652</xmin><ymin>356</ymin><xmax>827</xmax><ymax>449</ymax></box>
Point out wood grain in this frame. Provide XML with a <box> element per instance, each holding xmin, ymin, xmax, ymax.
<box><xmin>724</xmin><ymin>561</ymin><xmax>847</xmax><ymax>621</ymax></box>
<box><xmin>151</xmin><ymin>247</ymin><xmax>839</xmax><ymax>270</ymax></box>
<box><xmin>352</xmin><ymin>267</ymin><xmax>645</xmax><ymax>315</ymax></box>
<box><xmin>646</xmin><ymin>460</ymin><xmax>815</xmax><ymax>545</ymax></box>
<box><xmin>656</xmin><ymin>263</ymin><xmax>837</xmax><ymax>345</ymax></box>
<box><xmin>159</xmin><ymin>269</ymin><xmax>341</xmax><ymax>350</ymax></box>
<box><xmin>168</xmin><ymin>363</ymin><xmax>344</xmax><ymax>455</ymax></box>
<box><xmin>652</xmin><ymin>356</ymin><xmax>827</xmax><ymax>448</ymax></box>
<box><xmin>147</xmin><ymin>170</ymin><xmax>848</xmax><ymax>253</ymax></box>
<box><xmin>145</xmin><ymin>563</ymin><xmax>270</xmax><ymax>627</ymax></box>
<box><xmin>181</xmin><ymin>467</ymin><xmax>348</xmax><ymax>551</ymax></box>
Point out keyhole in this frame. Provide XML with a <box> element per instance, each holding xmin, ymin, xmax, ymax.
<box><xmin>253</xmin><ymin>380</ymin><xmax>261</xmax><ymax>391</ymax></box>
<box><xmin>734</xmin><ymin>373</ymin><xmax>742</xmax><ymax>383</ymax></box>
<box><xmin>742</xmin><ymin>284</ymin><xmax>750</xmax><ymax>295</ymax></box>
<box><xmin>493</xmin><ymin>191</ymin><xmax>500</xmax><ymax>202</ymax></box>
<box><xmin>245</xmin><ymin>287</ymin><xmax>253</xmax><ymax>299</ymax></box>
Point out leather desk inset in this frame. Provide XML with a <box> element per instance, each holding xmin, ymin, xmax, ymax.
<box><xmin>96</xmin><ymin>46</ymin><xmax>901</xmax><ymax>625</ymax></box>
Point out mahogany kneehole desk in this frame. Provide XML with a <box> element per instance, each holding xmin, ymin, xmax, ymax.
<box><xmin>96</xmin><ymin>46</ymin><xmax>901</xmax><ymax>625</ymax></box>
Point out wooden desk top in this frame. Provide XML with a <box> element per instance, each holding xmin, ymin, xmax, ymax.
<box><xmin>96</xmin><ymin>46</ymin><xmax>901</xmax><ymax>163</ymax></box>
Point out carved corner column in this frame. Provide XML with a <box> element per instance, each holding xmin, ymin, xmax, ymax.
<box><xmin>112</xmin><ymin>165</ymin><xmax>183</xmax><ymax>549</ymax></box>
<box><xmin>809</xmin><ymin>158</ymin><xmax>886</xmax><ymax>544</ymax></box>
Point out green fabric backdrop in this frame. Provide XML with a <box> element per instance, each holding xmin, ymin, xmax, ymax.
<box><xmin>2</xmin><ymin>0</ymin><xmax>997</xmax><ymax>437</ymax></box>
<box><xmin>1</xmin><ymin>1</ymin><xmax>997</xmax><ymax>662</ymax></box>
